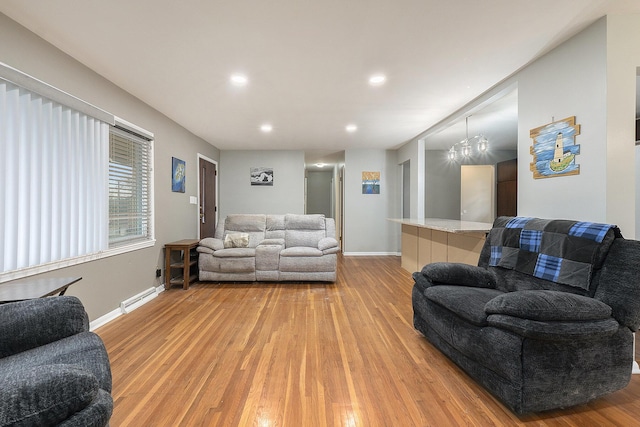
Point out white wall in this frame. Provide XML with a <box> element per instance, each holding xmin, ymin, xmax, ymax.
<box><xmin>343</xmin><ymin>149</ymin><xmax>399</xmax><ymax>255</ymax></box>
<box><xmin>218</xmin><ymin>150</ymin><xmax>305</xmax><ymax>220</ymax></box>
<box><xmin>0</xmin><ymin>13</ymin><xmax>220</xmax><ymax>321</ymax></box>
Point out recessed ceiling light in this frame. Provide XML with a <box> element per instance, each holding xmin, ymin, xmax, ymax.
<box><xmin>230</xmin><ymin>74</ymin><xmax>248</xmax><ymax>86</ymax></box>
<box><xmin>316</xmin><ymin>163</ymin><xmax>325</xmax><ymax>168</ymax></box>
<box><xmin>260</xmin><ymin>124</ymin><xmax>273</xmax><ymax>133</ymax></box>
<box><xmin>346</xmin><ymin>124</ymin><xmax>358</xmax><ymax>133</ymax></box>
<box><xmin>368</xmin><ymin>74</ymin><xmax>386</xmax><ymax>86</ymax></box>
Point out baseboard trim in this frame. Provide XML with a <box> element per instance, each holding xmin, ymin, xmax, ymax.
<box><xmin>342</xmin><ymin>252</ymin><xmax>401</xmax><ymax>257</ymax></box>
<box><xmin>90</xmin><ymin>284</ymin><xmax>164</xmax><ymax>331</ymax></box>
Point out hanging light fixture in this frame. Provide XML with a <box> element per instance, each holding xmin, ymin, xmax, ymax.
<box><xmin>448</xmin><ymin>116</ymin><xmax>489</xmax><ymax>161</ymax></box>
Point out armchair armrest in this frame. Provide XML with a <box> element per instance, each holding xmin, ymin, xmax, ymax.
<box><xmin>485</xmin><ymin>290</ymin><xmax>617</xmax><ymax>340</ymax></box>
<box><xmin>258</xmin><ymin>238</ymin><xmax>285</xmax><ymax>247</ymax></box>
<box><xmin>0</xmin><ymin>296</ymin><xmax>89</xmax><ymax>358</ymax></box>
<box><xmin>485</xmin><ymin>290</ymin><xmax>612</xmax><ymax>321</ymax></box>
<box><xmin>199</xmin><ymin>237</ymin><xmax>223</xmax><ymax>251</ymax></box>
<box><xmin>318</xmin><ymin>237</ymin><xmax>340</xmax><ymax>254</ymax></box>
<box><xmin>0</xmin><ymin>365</ymin><xmax>100</xmax><ymax>426</ymax></box>
<box><xmin>417</xmin><ymin>262</ymin><xmax>496</xmax><ymax>289</ymax></box>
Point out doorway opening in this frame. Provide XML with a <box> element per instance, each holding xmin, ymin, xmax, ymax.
<box><xmin>197</xmin><ymin>154</ymin><xmax>218</xmax><ymax>239</ymax></box>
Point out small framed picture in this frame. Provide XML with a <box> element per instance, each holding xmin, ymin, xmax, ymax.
<box><xmin>250</xmin><ymin>167</ymin><xmax>274</xmax><ymax>186</ymax></box>
<box><xmin>172</xmin><ymin>157</ymin><xmax>186</xmax><ymax>192</ymax></box>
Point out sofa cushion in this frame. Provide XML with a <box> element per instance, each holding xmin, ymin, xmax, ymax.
<box><xmin>0</xmin><ymin>365</ymin><xmax>99</xmax><ymax>426</ymax></box>
<box><xmin>424</xmin><ymin>286</ymin><xmax>504</xmax><ymax>326</ymax></box>
<box><xmin>284</xmin><ymin>214</ymin><xmax>325</xmax><ymax>230</ymax></box>
<box><xmin>225</xmin><ymin>214</ymin><xmax>266</xmax><ymax>232</ymax></box>
<box><xmin>485</xmin><ymin>290</ymin><xmax>612</xmax><ymax>321</ymax></box>
<box><xmin>212</xmin><ymin>248</ymin><xmax>255</xmax><ymax>258</ymax></box>
<box><xmin>284</xmin><ymin>214</ymin><xmax>326</xmax><ymax>248</ymax></box>
<box><xmin>280</xmin><ymin>247</ymin><xmax>323</xmax><ymax>257</ymax></box>
<box><xmin>223</xmin><ymin>233</ymin><xmax>249</xmax><ymax>248</ymax></box>
<box><xmin>224</xmin><ymin>214</ymin><xmax>266</xmax><ymax>247</ymax></box>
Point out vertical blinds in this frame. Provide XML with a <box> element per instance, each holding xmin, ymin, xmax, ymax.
<box><xmin>0</xmin><ymin>79</ymin><xmax>109</xmax><ymax>273</ymax></box>
<box><xmin>108</xmin><ymin>127</ymin><xmax>152</xmax><ymax>247</ymax></box>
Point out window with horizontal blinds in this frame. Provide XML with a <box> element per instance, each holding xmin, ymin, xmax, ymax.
<box><xmin>109</xmin><ymin>126</ymin><xmax>153</xmax><ymax>247</ymax></box>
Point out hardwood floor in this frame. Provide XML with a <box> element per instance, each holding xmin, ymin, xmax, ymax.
<box><xmin>96</xmin><ymin>255</ymin><xmax>640</xmax><ymax>426</ymax></box>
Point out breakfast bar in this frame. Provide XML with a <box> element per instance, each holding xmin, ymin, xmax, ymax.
<box><xmin>389</xmin><ymin>218</ymin><xmax>493</xmax><ymax>273</ymax></box>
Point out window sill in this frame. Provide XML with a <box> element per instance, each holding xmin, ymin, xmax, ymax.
<box><xmin>0</xmin><ymin>239</ymin><xmax>157</xmax><ymax>284</ymax></box>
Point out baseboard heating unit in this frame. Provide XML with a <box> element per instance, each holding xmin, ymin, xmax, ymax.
<box><xmin>120</xmin><ymin>287</ymin><xmax>157</xmax><ymax>314</ymax></box>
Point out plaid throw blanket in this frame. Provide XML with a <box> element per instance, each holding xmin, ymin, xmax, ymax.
<box><xmin>488</xmin><ymin>216</ymin><xmax>619</xmax><ymax>290</ymax></box>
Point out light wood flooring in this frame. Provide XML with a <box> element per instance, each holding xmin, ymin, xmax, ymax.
<box><xmin>96</xmin><ymin>255</ymin><xmax>640</xmax><ymax>426</ymax></box>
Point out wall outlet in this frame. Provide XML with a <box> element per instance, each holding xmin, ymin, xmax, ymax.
<box><xmin>156</xmin><ymin>269</ymin><xmax>161</xmax><ymax>278</ymax></box>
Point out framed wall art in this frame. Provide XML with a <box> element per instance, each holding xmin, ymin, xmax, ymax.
<box><xmin>529</xmin><ymin>116</ymin><xmax>581</xmax><ymax>179</ymax></box>
<box><xmin>362</xmin><ymin>171</ymin><xmax>380</xmax><ymax>194</ymax></box>
<box><xmin>172</xmin><ymin>157</ymin><xmax>186</xmax><ymax>192</ymax></box>
<box><xmin>250</xmin><ymin>167</ymin><xmax>273</xmax><ymax>186</ymax></box>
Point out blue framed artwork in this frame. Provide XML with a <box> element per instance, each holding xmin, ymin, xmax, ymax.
<box><xmin>529</xmin><ymin>116</ymin><xmax>581</xmax><ymax>179</ymax></box>
<box><xmin>172</xmin><ymin>157</ymin><xmax>186</xmax><ymax>192</ymax></box>
<box><xmin>362</xmin><ymin>171</ymin><xmax>380</xmax><ymax>194</ymax></box>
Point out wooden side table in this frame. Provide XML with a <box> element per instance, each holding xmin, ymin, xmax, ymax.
<box><xmin>164</xmin><ymin>239</ymin><xmax>200</xmax><ymax>290</ymax></box>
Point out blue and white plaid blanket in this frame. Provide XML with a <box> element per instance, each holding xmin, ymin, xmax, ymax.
<box><xmin>488</xmin><ymin>216</ymin><xmax>619</xmax><ymax>290</ymax></box>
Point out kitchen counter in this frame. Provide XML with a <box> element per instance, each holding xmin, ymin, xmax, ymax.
<box><xmin>388</xmin><ymin>218</ymin><xmax>493</xmax><ymax>233</ymax></box>
<box><xmin>388</xmin><ymin>218</ymin><xmax>493</xmax><ymax>272</ymax></box>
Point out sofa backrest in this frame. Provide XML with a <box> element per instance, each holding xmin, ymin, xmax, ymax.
<box><xmin>221</xmin><ymin>214</ymin><xmax>266</xmax><ymax>248</ymax></box>
<box><xmin>592</xmin><ymin>238</ymin><xmax>640</xmax><ymax>330</ymax></box>
<box><xmin>284</xmin><ymin>214</ymin><xmax>327</xmax><ymax>248</ymax></box>
<box><xmin>265</xmin><ymin>215</ymin><xmax>286</xmax><ymax>239</ymax></box>
<box><xmin>478</xmin><ymin>216</ymin><xmax>640</xmax><ymax>329</ymax></box>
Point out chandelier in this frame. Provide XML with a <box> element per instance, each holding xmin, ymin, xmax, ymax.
<box><xmin>448</xmin><ymin>116</ymin><xmax>489</xmax><ymax>160</ymax></box>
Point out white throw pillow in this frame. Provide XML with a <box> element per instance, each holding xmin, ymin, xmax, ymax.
<box><xmin>223</xmin><ymin>233</ymin><xmax>250</xmax><ymax>248</ymax></box>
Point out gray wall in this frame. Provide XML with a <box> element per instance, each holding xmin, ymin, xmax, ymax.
<box><xmin>218</xmin><ymin>150</ymin><xmax>305</xmax><ymax>220</ymax></box>
<box><xmin>343</xmin><ymin>149</ymin><xmax>399</xmax><ymax>254</ymax></box>
<box><xmin>517</xmin><ymin>15</ymin><xmax>639</xmax><ymax>236</ymax></box>
<box><xmin>518</xmin><ymin>17</ymin><xmax>608</xmax><ymax>223</ymax></box>
<box><xmin>307</xmin><ymin>170</ymin><xmax>333</xmax><ymax>217</ymax></box>
<box><xmin>0</xmin><ymin>13</ymin><xmax>220</xmax><ymax>321</ymax></box>
<box><xmin>424</xmin><ymin>150</ymin><xmax>517</xmax><ymax>220</ymax></box>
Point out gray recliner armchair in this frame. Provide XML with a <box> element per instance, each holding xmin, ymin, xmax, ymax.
<box><xmin>412</xmin><ymin>216</ymin><xmax>640</xmax><ymax>414</ymax></box>
<box><xmin>0</xmin><ymin>296</ymin><xmax>112</xmax><ymax>426</ymax></box>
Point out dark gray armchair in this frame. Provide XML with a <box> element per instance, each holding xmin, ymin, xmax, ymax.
<box><xmin>0</xmin><ymin>296</ymin><xmax>112</xmax><ymax>426</ymax></box>
<box><xmin>412</xmin><ymin>216</ymin><xmax>640</xmax><ymax>414</ymax></box>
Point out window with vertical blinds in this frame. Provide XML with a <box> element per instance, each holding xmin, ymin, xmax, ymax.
<box><xmin>0</xmin><ymin>78</ymin><xmax>109</xmax><ymax>276</ymax></box>
<box><xmin>109</xmin><ymin>126</ymin><xmax>153</xmax><ymax>247</ymax></box>
<box><xmin>0</xmin><ymin>62</ymin><xmax>155</xmax><ymax>282</ymax></box>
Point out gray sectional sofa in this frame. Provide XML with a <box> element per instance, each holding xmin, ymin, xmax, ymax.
<box><xmin>412</xmin><ymin>216</ymin><xmax>640</xmax><ymax>414</ymax></box>
<box><xmin>197</xmin><ymin>214</ymin><xmax>340</xmax><ymax>282</ymax></box>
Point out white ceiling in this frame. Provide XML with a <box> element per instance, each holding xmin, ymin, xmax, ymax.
<box><xmin>2</xmin><ymin>1</ymin><xmax>639</xmax><ymax>166</ymax></box>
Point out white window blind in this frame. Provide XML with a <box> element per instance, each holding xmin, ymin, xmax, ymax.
<box><xmin>109</xmin><ymin>126</ymin><xmax>153</xmax><ymax>247</ymax></box>
<box><xmin>0</xmin><ymin>79</ymin><xmax>110</xmax><ymax>275</ymax></box>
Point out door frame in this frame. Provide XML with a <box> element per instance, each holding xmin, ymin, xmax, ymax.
<box><xmin>196</xmin><ymin>154</ymin><xmax>219</xmax><ymax>239</ymax></box>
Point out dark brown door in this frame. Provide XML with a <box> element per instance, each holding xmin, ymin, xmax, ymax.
<box><xmin>199</xmin><ymin>158</ymin><xmax>217</xmax><ymax>238</ymax></box>
<box><xmin>496</xmin><ymin>158</ymin><xmax>517</xmax><ymax>217</ymax></box>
